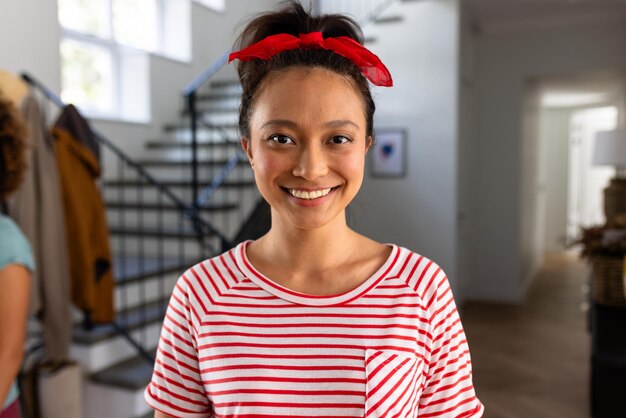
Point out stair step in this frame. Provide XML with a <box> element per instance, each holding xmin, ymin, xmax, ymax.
<box><xmin>91</xmin><ymin>353</ymin><xmax>155</xmax><ymax>390</ymax></box>
<box><xmin>134</xmin><ymin>158</ymin><xmax>246</xmax><ymax>168</ymax></box>
<box><xmin>105</xmin><ymin>179</ymin><xmax>255</xmax><ymax>188</ymax></box>
<box><xmin>374</xmin><ymin>15</ymin><xmax>403</xmax><ymax>24</ymax></box>
<box><xmin>109</xmin><ymin>225</ymin><xmax>206</xmax><ymax>239</ymax></box>
<box><xmin>106</xmin><ymin>201</ymin><xmax>239</xmax><ymax>213</ymax></box>
<box><xmin>181</xmin><ymin>105</ymin><xmax>238</xmax><ymax>115</ymax></box>
<box><xmin>163</xmin><ymin>122</ymin><xmax>238</xmax><ymax>132</ymax></box>
<box><xmin>71</xmin><ymin>314</ymin><xmax>163</xmax><ymax>375</ymax></box>
<box><xmin>85</xmin><ymin>380</ymin><xmax>151</xmax><ymax>418</ymax></box>
<box><xmin>196</xmin><ymin>91</ymin><xmax>240</xmax><ymax>101</ymax></box>
<box><xmin>145</xmin><ymin>139</ymin><xmax>239</xmax><ymax>149</ymax></box>
<box><xmin>74</xmin><ymin>298</ymin><xmax>168</xmax><ymax>346</ymax></box>
<box><xmin>209</xmin><ymin>79</ymin><xmax>241</xmax><ymax>88</ymax></box>
<box><xmin>114</xmin><ymin>255</ymin><xmax>199</xmax><ymax>285</ymax></box>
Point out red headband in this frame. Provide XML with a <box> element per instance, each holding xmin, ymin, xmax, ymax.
<box><xmin>228</xmin><ymin>32</ymin><xmax>393</xmax><ymax>87</ymax></box>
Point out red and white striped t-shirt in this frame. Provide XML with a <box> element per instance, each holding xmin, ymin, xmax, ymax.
<box><xmin>145</xmin><ymin>241</ymin><xmax>484</xmax><ymax>417</ymax></box>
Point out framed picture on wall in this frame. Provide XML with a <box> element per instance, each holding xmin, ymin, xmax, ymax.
<box><xmin>370</xmin><ymin>129</ymin><xmax>407</xmax><ymax>177</ymax></box>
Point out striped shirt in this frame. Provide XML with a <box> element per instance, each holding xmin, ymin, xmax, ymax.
<box><xmin>145</xmin><ymin>241</ymin><xmax>484</xmax><ymax>417</ymax></box>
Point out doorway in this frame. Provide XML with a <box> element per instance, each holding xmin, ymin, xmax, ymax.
<box><xmin>533</xmin><ymin>71</ymin><xmax>624</xmax><ymax>252</ymax></box>
<box><xmin>567</xmin><ymin>106</ymin><xmax>618</xmax><ymax>241</ymax></box>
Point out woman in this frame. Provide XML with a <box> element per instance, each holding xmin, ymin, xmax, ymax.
<box><xmin>145</xmin><ymin>2</ymin><xmax>483</xmax><ymax>417</ymax></box>
<box><xmin>0</xmin><ymin>93</ymin><xmax>33</xmax><ymax>418</ymax></box>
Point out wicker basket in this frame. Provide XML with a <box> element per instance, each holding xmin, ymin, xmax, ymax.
<box><xmin>591</xmin><ymin>255</ymin><xmax>626</xmax><ymax>306</ymax></box>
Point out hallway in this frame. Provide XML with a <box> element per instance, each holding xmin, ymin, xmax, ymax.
<box><xmin>462</xmin><ymin>250</ymin><xmax>592</xmax><ymax>418</ymax></box>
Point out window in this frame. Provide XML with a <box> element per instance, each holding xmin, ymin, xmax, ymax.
<box><xmin>58</xmin><ymin>0</ymin><xmax>191</xmax><ymax>122</ymax></box>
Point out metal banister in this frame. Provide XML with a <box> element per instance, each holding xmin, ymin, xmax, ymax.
<box><xmin>21</xmin><ymin>72</ymin><xmax>231</xmax><ymax>247</ymax></box>
<box><xmin>182</xmin><ymin>50</ymin><xmax>231</xmax><ymax>97</ymax></box>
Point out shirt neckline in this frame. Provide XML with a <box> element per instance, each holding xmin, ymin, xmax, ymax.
<box><xmin>233</xmin><ymin>240</ymin><xmax>399</xmax><ymax>306</ymax></box>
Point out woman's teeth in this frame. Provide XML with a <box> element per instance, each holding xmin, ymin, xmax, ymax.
<box><xmin>288</xmin><ymin>188</ymin><xmax>332</xmax><ymax>200</ymax></box>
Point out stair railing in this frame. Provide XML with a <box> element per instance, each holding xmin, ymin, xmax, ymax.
<box><xmin>181</xmin><ymin>47</ymin><xmax>255</xmax><ymax>253</ymax></box>
<box><xmin>181</xmin><ymin>51</ymin><xmax>237</xmax><ymax>212</ymax></box>
<box><xmin>22</xmin><ymin>73</ymin><xmax>230</xmax><ymax>248</ymax></box>
<box><xmin>21</xmin><ymin>72</ymin><xmax>230</xmax><ymax>363</ymax></box>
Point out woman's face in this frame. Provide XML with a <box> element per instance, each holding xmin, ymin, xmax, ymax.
<box><xmin>242</xmin><ymin>66</ymin><xmax>372</xmax><ymax>231</ymax></box>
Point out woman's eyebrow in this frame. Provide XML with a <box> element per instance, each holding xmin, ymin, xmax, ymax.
<box><xmin>325</xmin><ymin>120</ymin><xmax>360</xmax><ymax>129</ymax></box>
<box><xmin>261</xmin><ymin>119</ymin><xmax>298</xmax><ymax>129</ymax></box>
<box><xmin>261</xmin><ymin>119</ymin><xmax>360</xmax><ymax>129</ymax></box>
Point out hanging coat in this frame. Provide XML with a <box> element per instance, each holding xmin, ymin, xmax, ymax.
<box><xmin>7</xmin><ymin>93</ymin><xmax>72</xmax><ymax>364</ymax></box>
<box><xmin>54</xmin><ymin>104</ymin><xmax>100</xmax><ymax>163</ymax></box>
<box><xmin>53</xmin><ymin>126</ymin><xmax>114</xmax><ymax>324</ymax></box>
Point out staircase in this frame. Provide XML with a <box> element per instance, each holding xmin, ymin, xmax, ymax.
<box><xmin>70</xmin><ymin>78</ymin><xmax>264</xmax><ymax>418</ymax></box>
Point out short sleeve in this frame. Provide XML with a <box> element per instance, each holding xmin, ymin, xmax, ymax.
<box><xmin>144</xmin><ymin>274</ymin><xmax>213</xmax><ymax>417</ymax></box>
<box><xmin>419</xmin><ymin>270</ymin><xmax>484</xmax><ymax>417</ymax></box>
<box><xmin>0</xmin><ymin>215</ymin><xmax>35</xmax><ymax>273</ymax></box>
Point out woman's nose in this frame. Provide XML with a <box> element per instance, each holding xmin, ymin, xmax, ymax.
<box><xmin>291</xmin><ymin>145</ymin><xmax>328</xmax><ymax>180</ymax></box>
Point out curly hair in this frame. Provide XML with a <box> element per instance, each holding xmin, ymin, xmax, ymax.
<box><xmin>233</xmin><ymin>1</ymin><xmax>376</xmax><ymax>140</ymax></box>
<box><xmin>0</xmin><ymin>92</ymin><xmax>28</xmax><ymax>201</ymax></box>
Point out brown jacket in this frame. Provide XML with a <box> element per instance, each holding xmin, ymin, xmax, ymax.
<box><xmin>53</xmin><ymin>127</ymin><xmax>114</xmax><ymax>323</ymax></box>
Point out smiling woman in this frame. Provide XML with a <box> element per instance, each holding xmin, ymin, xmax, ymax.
<box><xmin>144</xmin><ymin>2</ymin><xmax>484</xmax><ymax>418</ymax></box>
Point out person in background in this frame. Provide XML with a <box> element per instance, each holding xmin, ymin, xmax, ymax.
<box><xmin>0</xmin><ymin>92</ymin><xmax>34</xmax><ymax>418</ymax></box>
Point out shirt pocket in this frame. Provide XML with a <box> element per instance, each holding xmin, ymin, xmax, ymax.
<box><xmin>364</xmin><ymin>349</ymin><xmax>425</xmax><ymax>418</ymax></box>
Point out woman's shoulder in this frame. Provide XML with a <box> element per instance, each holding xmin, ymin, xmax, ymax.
<box><xmin>0</xmin><ymin>214</ymin><xmax>35</xmax><ymax>272</ymax></box>
<box><xmin>396</xmin><ymin>245</ymin><xmax>440</xmax><ymax>267</ymax></box>
<box><xmin>0</xmin><ymin>213</ymin><xmax>21</xmax><ymax>236</ymax></box>
<box><xmin>353</xmin><ymin>235</ymin><xmax>444</xmax><ymax>276</ymax></box>
<box><xmin>175</xmin><ymin>242</ymin><xmax>246</xmax><ymax>293</ymax></box>
<box><xmin>382</xmin><ymin>242</ymin><xmax>451</xmax><ymax>297</ymax></box>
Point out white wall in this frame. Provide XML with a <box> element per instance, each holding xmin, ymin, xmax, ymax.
<box><xmin>540</xmin><ymin>108</ymin><xmax>571</xmax><ymax>251</ymax></box>
<box><xmin>457</xmin><ymin>0</ymin><xmax>476</xmax><ymax>304</ymax></box>
<box><xmin>351</xmin><ymin>0</ymin><xmax>463</xmax><ymax>295</ymax></box>
<box><xmin>0</xmin><ymin>0</ymin><xmax>62</xmax><ymax>93</ymax></box>
<box><xmin>0</xmin><ymin>0</ymin><xmax>277</xmax><ymax>161</ymax></box>
<box><xmin>468</xmin><ymin>20</ymin><xmax>626</xmax><ymax>303</ymax></box>
<box><xmin>520</xmin><ymin>81</ymin><xmax>544</xmax><ymax>291</ymax></box>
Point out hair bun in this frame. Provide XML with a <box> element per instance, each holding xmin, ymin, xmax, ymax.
<box><xmin>234</xmin><ymin>1</ymin><xmax>363</xmax><ymax>53</ymax></box>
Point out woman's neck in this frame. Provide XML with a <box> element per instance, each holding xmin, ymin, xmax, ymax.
<box><xmin>254</xmin><ymin>212</ymin><xmax>359</xmax><ymax>276</ymax></box>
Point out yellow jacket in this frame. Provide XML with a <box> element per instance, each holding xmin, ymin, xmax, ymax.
<box><xmin>53</xmin><ymin>127</ymin><xmax>113</xmax><ymax>323</ymax></box>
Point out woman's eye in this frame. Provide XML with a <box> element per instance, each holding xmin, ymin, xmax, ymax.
<box><xmin>329</xmin><ymin>136</ymin><xmax>350</xmax><ymax>144</ymax></box>
<box><xmin>268</xmin><ymin>134</ymin><xmax>294</xmax><ymax>144</ymax></box>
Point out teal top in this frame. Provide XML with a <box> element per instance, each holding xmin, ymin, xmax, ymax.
<box><xmin>0</xmin><ymin>214</ymin><xmax>35</xmax><ymax>410</ymax></box>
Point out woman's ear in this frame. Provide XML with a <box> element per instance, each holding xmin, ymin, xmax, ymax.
<box><xmin>366</xmin><ymin>135</ymin><xmax>374</xmax><ymax>153</ymax></box>
<box><xmin>241</xmin><ymin>137</ymin><xmax>254</xmax><ymax>167</ymax></box>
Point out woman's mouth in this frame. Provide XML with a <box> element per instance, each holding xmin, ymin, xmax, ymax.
<box><xmin>282</xmin><ymin>186</ymin><xmax>340</xmax><ymax>200</ymax></box>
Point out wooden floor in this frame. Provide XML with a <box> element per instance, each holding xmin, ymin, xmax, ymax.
<box><xmin>461</xmin><ymin>250</ymin><xmax>592</xmax><ymax>418</ymax></box>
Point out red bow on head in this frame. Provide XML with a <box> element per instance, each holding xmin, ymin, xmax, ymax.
<box><xmin>228</xmin><ymin>32</ymin><xmax>393</xmax><ymax>87</ymax></box>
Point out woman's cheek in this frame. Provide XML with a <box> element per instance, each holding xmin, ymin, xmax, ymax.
<box><xmin>341</xmin><ymin>151</ymin><xmax>367</xmax><ymax>175</ymax></box>
<box><xmin>254</xmin><ymin>149</ymin><xmax>290</xmax><ymax>177</ymax></box>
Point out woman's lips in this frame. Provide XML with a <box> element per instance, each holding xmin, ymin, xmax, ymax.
<box><xmin>281</xmin><ymin>186</ymin><xmax>340</xmax><ymax>204</ymax></box>
<box><xmin>287</xmin><ymin>187</ymin><xmax>332</xmax><ymax>200</ymax></box>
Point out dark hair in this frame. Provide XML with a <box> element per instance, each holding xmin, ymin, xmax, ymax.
<box><xmin>234</xmin><ymin>1</ymin><xmax>376</xmax><ymax>139</ymax></box>
<box><xmin>0</xmin><ymin>92</ymin><xmax>28</xmax><ymax>201</ymax></box>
